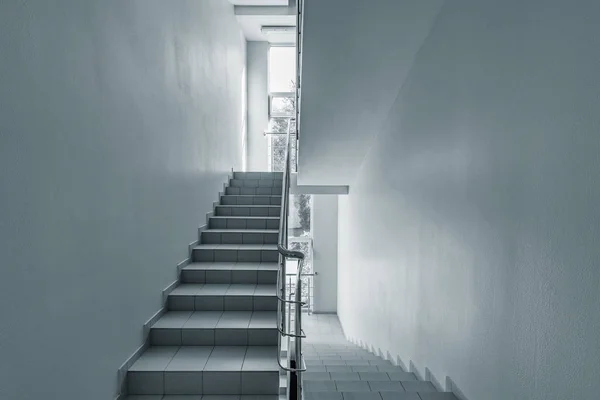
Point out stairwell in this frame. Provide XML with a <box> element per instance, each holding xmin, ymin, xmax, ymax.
<box><xmin>301</xmin><ymin>316</ymin><xmax>459</xmax><ymax>400</ymax></box>
<box><xmin>124</xmin><ymin>171</ymin><xmax>284</xmax><ymax>398</ymax></box>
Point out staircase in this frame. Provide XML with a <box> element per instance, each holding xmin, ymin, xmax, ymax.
<box><xmin>125</xmin><ymin>171</ymin><xmax>284</xmax><ymax>398</ymax></box>
<box><xmin>302</xmin><ymin>316</ymin><xmax>459</xmax><ymax>400</ymax></box>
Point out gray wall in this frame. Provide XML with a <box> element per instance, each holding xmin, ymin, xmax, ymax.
<box><xmin>247</xmin><ymin>41</ymin><xmax>270</xmax><ymax>171</ymax></box>
<box><xmin>298</xmin><ymin>0</ymin><xmax>444</xmax><ymax>185</ymax></box>
<box><xmin>0</xmin><ymin>1</ymin><xmax>245</xmax><ymax>399</ymax></box>
<box><xmin>337</xmin><ymin>0</ymin><xmax>600</xmax><ymax>399</ymax></box>
<box><xmin>312</xmin><ymin>195</ymin><xmax>338</xmax><ymax>313</ymax></box>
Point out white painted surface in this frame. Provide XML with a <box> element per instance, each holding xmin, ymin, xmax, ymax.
<box><xmin>338</xmin><ymin>0</ymin><xmax>600</xmax><ymax>399</ymax></box>
<box><xmin>312</xmin><ymin>195</ymin><xmax>338</xmax><ymax>313</ymax></box>
<box><xmin>298</xmin><ymin>0</ymin><xmax>444</xmax><ymax>186</ymax></box>
<box><xmin>247</xmin><ymin>42</ymin><xmax>270</xmax><ymax>170</ymax></box>
<box><xmin>0</xmin><ymin>1</ymin><xmax>245</xmax><ymax>399</ymax></box>
<box><xmin>235</xmin><ymin>1</ymin><xmax>296</xmax><ymax>42</ymax></box>
<box><xmin>290</xmin><ymin>173</ymin><xmax>349</xmax><ymax>195</ymax></box>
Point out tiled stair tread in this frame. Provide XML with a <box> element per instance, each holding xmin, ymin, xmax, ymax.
<box><xmin>216</xmin><ymin>205</ymin><xmax>281</xmax><ymax>208</ymax></box>
<box><xmin>222</xmin><ymin>194</ymin><xmax>282</xmax><ymax>197</ymax></box>
<box><xmin>301</xmin><ymin>372</ymin><xmax>416</xmax><ymax>382</ymax></box>
<box><xmin>170</xmin><ymin>284</ymin><xmax>276</xmax><ymax>296</ymax></box>
<box><xmin>124</xmin><ymin>396</ymin><xmax>282</xmax><ymax>400</ymax></box>
<box><xmin>194</xmin><ymin>244</ymin><xmax>279</xmax><ymax>251</ymax></box>
<box><xmin>210</xmin><ymin>216</ymin><xmax>280</xmax><ymax>220</ymax></box>
<box><xmin>184</xmin><ymin>262</ymin><xmax>279</xmax><ymax>271</ymax></box>
<box><xmin>303</xmin><ymin>380</ymin><xmax>437</xmax><ymax>392</ymax></box>
<box><xmin>153</xmin><ymin>311</ymin><xmax>276</xmax><ymax>329</ymax></box>
<box><xmin>302</xmin><ymin>394</ymin><xmax>457</xmax><ymax>400</ymax></box>
<box><xmin>203</xmin><ymin>229</ymin><xmax>279</xmax><ymax>234</ymax></box>
<box><xmin>130</xmin><ymin>346</ymin><xmax>279</xmax><ymax>372</ymax></box>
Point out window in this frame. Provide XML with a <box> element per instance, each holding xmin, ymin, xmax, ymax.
<box><xmin>268</xmin><ymin>46</ymin><xmax>296</xmax><ymax>93</ymax></box>
<box><xmin>268</xmin><ymin>46</ymin><xmax>296</xmax><ymax>120</ymax></box>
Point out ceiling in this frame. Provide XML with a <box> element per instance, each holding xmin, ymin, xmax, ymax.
<box><xmin>228</xmin><ymin>0</ymin><xmax>296</xmax><ymax>43</ymax></box>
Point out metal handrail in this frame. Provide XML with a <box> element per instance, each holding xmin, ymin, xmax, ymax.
<box><xmin>276</xmin><ymin>117</ymin><xmax>307</xmax><ymax>376</ymax></box>
<box><xmin>275</xmin><ymin>1</ymin><xmax>306</xmax><ymax>399</ymax></box>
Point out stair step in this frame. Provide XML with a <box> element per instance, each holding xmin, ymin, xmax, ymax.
<box><xmin>192</xmin><ymin>244</ymin><xmax>279</xmax><ymax>263</ymax></box>
<box><xmin>214</xmin><ymin>205</ymin><xmax>281</xmax><ymax>217</ymax></box>
<box><xmin>229</xmin><ymin>179</ymin><xmax>283</xmax><ymax>188</ymax></box>
<box><xmin>226</xmin><ymin>187</ymin><xmax>281</xmax><ymax>196</ymax></box>
<box><xmin>167</xmin><ymin>283</ymin><xmax>277</xmax><ymax>311</ymax></box>
<box><xmin>221</xmin><ymin>194</ymin><xmax>282</xmax><ymax>206</ymax></box>
<box><xmin>209</xmin><ymin>216</ymin><xmax>280</xmax><ymax>230</ymax></box>
<box><xmin>233</xmin><ymin>171</ymin><xmax>283</xmax><ymax>180</ymax></box>
<box><xmin>127</xmin><ymin>346</ymin><xmax>279</xmax><ymax>395</ymax></box>
<box><xmin>181</xmin><ymin>262</ymin><xmax>278</xmax><ymax>284</ymax></box>
<box><xmin>202</xmin><ymin>229</ymin><xmax>279</xmax><ymax>245</ymax></box>
<box><xmin>150</xmin><ymin>311</ymin><xmax>277</xmax><ymax>346</ymax></box>
<box><xmin>301</xmin><ymin>371</ymin><xmax>416</xmax><ymax>381</ymax></box>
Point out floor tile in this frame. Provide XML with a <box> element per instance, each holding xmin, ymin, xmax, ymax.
<box><xmin>341</xmin><ymin>393</ymin><xmax>382</xmax><ymax>400</ymax></box>
<box><xmin>164</xmin><ymin>371</ymin><xmax>203</xmax><ymax>394</ymax></box>
<box><xmin>203</xmin><ymin>371</ymin><xmax>241</xmax><ymax>394</ymax></box>
<box><xmin>304</xmin><ymin>381</ymin><xmax>338</xmax><ymax>392</ymax></box>
<box><xmin>335</xmin><ymin>381</ymin><xmax>371</xmax><ymax>392</ymax></box>
<box><xmin>330</xmin><ymin>372</ymin><xmax>360</xmax><ymax>381</ymax></box>
<box><xmin>401</xmin><ymin>381</ymin><xmax>437</xmax><ymax>392</ymax></box>
<box><xmin>367</xmin><ymin>381</ymin><xmax>404</xmax><ymax>392</ymax></box>
<box><xmin>154</xmin><ymin>312</ymin><xmax>193</xmax><ymax>328</ymax></box>
<box><xmin>249</xmin><ymin>312</ymin><xmax>276</xmax><ymax>328</ymax></box>
<box><xmin>216</xmin><ymin>312</ymin><xmax>252</xmax><ymax>328</ymax></box>
<box><xmin>418</xmin><ymin>394</ymin><xmax>459</xmax><ymax>400</ymax></box>
<box><xmin>304</xmin><ymin>393</ymin><xmax>343</xmax><ymax>400</ymax></box>
<box><xmin>130</xmin><ymin>347</ymin><xmax>179</xmax><ymax>371</ymax></box>
<box><xmin>242</xmin><ymin>346</ymin><xmax>278</xmax><ymax>371</ymax></box>
<box><xmin>379</xmin><ymin>393</ymin><xmax>420</xmax><ymax>400</ymax></box>
<box><xmin>205</xmin><ymin>347</ymin><xmax>247</xmax><ymax>371</ymax></box>
<box><xmin>387</xmin><ymin>372</ymin><xmax>416</xmax><ymax>381</ymax></box>
<box><xmin>184</xmin><ymin>312</ymin><xmax>223</xmax><ymax>328</ymax></box>
<box><xmin>359</xmin><ymin>372</ymin><xmax>390</xmax><ymax>381</ymax></box>
<box><xmin>166</xmin><ymin>346</ymin><xmax>213</xmax><ymax>371</ymax></box>
<box><xmin>241</xmin><ymin>371</ymin><xmax>279</xmax><ymax>394</ymax></box>
<box><xmin>303</xmin><ymin>372</ymin><xmax>332</xmax><ymax>381</ymax></box>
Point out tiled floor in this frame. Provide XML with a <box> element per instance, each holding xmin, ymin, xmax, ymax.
<box><xmin>300</xmin><ymin>314</ymin><xmax>457</xmax><ymax>400</ymax></box>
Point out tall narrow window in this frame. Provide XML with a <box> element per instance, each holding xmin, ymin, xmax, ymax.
<box><xmin>267</xmin><ymin>46</ymin><xmax>297</xmax><ymax>172</ymax></box>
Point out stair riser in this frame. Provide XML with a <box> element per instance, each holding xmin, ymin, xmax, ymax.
<box><xmin>209</xmin><ymin>218</ymin><xmax>280</xmax><ymax>230</ymax></box>
<box><xmin>234</xmin><ymin>172</ymin><xmax>283</xmax><ymax>180</ymax></box>
<box><xmin>181</xmin><ymin>270</ymin><xmax>278</xmax><ymax>284</ymax></box>
<box><xmin>193</xmin><ymin>249</ymin><xmax>279</xmax><ymax>263</ymax></box>
<box><xmin>202</xmin><ymin>231</ymin><xmax>278</xmax><ymax>245</ymax></box>
<box><xmin>168</xmin><ymin>295</ymin><xmax>277</xmax><ymax>311</ymax></box>
<box><xmin>230</xmin><ymin>179</ymin><xmax>283</xmax><ymax>188</ymax></box>
<box><xmin>215</xmin><ymin>206</ymin><xmax>281</xmax><ymax>217</ymax></box>
<box><xmin>221</xmin><ymin>196</ymin><xmax>282</xmax><ymax>206</ymax></box>
<box><xmin>226</xmin><ymin>187</ymin><xmax>281</xmax><ymax>195</ymax></box>
<box><xmin>128</xmin><ymin>371</ymin><xmax>279</xmax><ymax>395</ymax></box>
<box><xmin>150</xmin><ymin>328</ymin><xmax>278</xmax><ymax>346</ymax></box>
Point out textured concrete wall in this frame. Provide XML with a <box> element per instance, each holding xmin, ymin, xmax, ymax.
<box><xmin>0</xmin><ymin>1</ymin><xmax>245</xmax><ymax>399</ymax></box>
<box><xmin>337</xmin><ymin>0</ymin><xmax>600</xmax><ymax>399</ymax></box>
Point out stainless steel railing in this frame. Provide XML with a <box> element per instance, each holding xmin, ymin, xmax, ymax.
<box><xmin>276</xmin><ymin>1</ymin><xmax>306</xmax><ymax>398</ymax></box>
<box><xmin>276</xmin><ymin>117</ymin><xmax>306</xmax><ymax>400</ymax></box>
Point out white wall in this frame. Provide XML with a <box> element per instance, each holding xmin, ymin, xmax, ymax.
<box><xmin>337</xmin><ymin>0</ymin><xmax>600</xmax><ymax>399</ymax></box>
<box><xmin>0</xmin><ymin>1</ymin><xmax>245</xmax><ymax>399</ymax></box>
<box><xmin>298</xmin><ymin>0</ymin><xmax>444</xmax><ymax>185</ymax></box>
<box><xmin>312</xmin><ymin>195</ymin><xmax>338</xmax><ymax>313</ymax></box>
<box><xmin>247</xmin><ymin>41</ymin><xmax>270</xmax><ymax>170</ymax></box>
